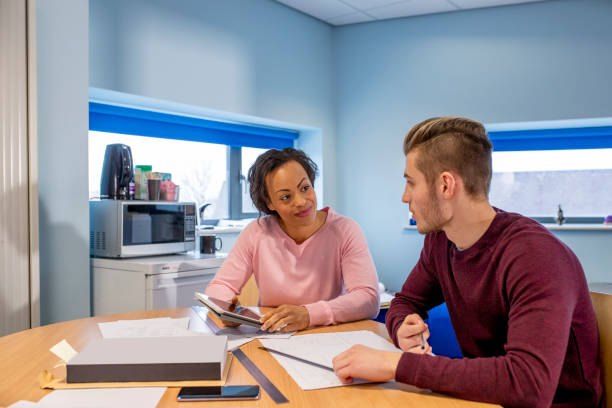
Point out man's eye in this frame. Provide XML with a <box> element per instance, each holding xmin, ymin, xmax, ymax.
<box><xmin>302</xmin><ymin>185</ymin><xmax>310</xmax><ymax>192</ymax></box>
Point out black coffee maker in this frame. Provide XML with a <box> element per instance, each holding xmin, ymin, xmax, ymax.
<box><xmin>100</xmin><ymin>144</ymin><xmax>134</xmax><ymax>199</ymax></box>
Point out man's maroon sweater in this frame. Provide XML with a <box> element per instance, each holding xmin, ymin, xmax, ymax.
<box><xmin>386</xmin><ymin>209</ymin><xmax>602</xmax><ymax>408</ymax></box>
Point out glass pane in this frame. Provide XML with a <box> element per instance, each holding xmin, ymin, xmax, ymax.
<box><xmin>89</xmin><ymin>131</ymin><xmax>229</xmax><ymax>219</ymax></box>
<box><xmin>489</xmin><ymin>149</ymin><xmax>612</xmax><ymax>218</ymax></box>
<box><xmin>241</xmin><ymin>147</ymin><xmax>269</xmax><ymax>214</ymax></box>
<box><xmin>123</xmin><ymin>204</ymin><xmax>186</xmax><ymax>245</ymax></box>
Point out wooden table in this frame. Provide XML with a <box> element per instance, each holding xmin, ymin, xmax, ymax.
<box><xmin>0</xmin><ymin>308</ymin><xmax>499</xmax><ymax>407</ymax></box>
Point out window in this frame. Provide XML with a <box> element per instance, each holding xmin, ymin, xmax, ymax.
<box><xmin>89</xmin><ymin>131</ymin><xmax>229</xmax><ymax>219</ymax></box>
<box><xmin>487</xmin><ymin>120</ymin><xmax>612</xmax><ymax>222</ymax></box>
<box><xmin>89</xmin><ymin>97</ymin><xmax>298</xmax><ymax>220</ymax></box>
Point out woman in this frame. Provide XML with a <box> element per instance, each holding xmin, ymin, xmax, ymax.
<box><xmin>205</xmin><ymin>148</ymin><xmax>379</xmax><ymax>332</ymax></box>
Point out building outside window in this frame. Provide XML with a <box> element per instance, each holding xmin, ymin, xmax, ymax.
<box><xmin>487</xmin><ymin>119</ymin><xmax>612</xmax><ymax>223</ymax></box>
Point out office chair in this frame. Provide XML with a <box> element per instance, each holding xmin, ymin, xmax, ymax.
<box><xmin>427</xmin><ymin>303</ymin><xmax>463</xmax><ymax>359</ymax></box>
<box><xmin>591</xmin><ymin>283</ymin><xmax>612</xmax><ymax>408</ymax></box>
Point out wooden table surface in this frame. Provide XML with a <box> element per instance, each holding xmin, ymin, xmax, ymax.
<box><xmin>0</xmin><ymin>308</ymin><xmax>499</xmax><ymax>407</ymax></box>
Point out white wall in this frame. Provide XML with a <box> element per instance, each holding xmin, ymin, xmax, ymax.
<box><xmin>37</xmin><ymin>0</ymin><xmax>90</xmax><ymax>324</ymax></box>
<box><xmin>333</xmin><ymin>0</ymin><xmax>612</xmax><ymax>290</ymax></box>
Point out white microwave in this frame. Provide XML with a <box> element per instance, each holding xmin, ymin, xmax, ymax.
<box><xmin>90</xmin><ymin>200</ymin><xmax>196</xmax><ymax>258</ymax></box>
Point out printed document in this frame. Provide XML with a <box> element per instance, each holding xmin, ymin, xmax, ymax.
<box><xmin>260</xmin><ymin>330</ymin><xmax>401</xmax><ymax>390</ymax></box>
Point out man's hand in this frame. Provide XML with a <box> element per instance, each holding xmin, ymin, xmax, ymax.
<box><xmin>260</xmin><ymin>304</ymin><xmax>310</xmax><ymax>332</ymax></box>
<box><xmin>397</xmin><ymin>313</ymin><xmax>432</xmax><ymax>354</ymax></box>
<box><xmin>332</xmin><ymin>345</ymin><xmax>402</xmax><ymax>384</ymax></box>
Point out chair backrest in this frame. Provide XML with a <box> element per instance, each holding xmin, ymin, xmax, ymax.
<box><xmin>237</xmin><ymin>275</ymin><xmax>259</xmax><ymax>307</ymax></box>
<box><xmin>590</xmin><ymin>283</ymin><xmax>612</xmax><ymax>408</ymax></box>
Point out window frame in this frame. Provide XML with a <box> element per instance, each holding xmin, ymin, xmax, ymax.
<box><xmin>228</xmin><ymin>147</ymin><xmax>259</xmax><ymax>220</ymax></box>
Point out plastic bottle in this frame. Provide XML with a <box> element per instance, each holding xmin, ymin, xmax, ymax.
<box><xmin>128</xmin><ymin>177</ymin><xmax>135</xmax><ymax>200</ymax></box>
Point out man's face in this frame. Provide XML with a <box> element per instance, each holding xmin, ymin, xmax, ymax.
<box><xmin>402</xmin><ymin>151</ymin><xmax>446</xmax><ymax>234</ymax></box>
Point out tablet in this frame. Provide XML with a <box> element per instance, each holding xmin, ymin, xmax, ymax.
<box><xmin>195</xmin><ymin>292</ymin><xmax>263</xmax><ymax>328</ymax></box>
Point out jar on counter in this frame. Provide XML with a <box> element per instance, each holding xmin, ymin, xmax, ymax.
<box><xmin>134</xmin><ymin>165</ymin><xmax>152</xmax><ymax>200</ymax></box>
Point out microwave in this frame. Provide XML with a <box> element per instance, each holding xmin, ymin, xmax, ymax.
<box><xmin>90</xmin><ymin>200</ymin><xmax>196</xmax><ymax>258</ymax></box>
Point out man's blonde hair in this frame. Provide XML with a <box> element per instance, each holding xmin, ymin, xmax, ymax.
<box><xmin>403</xmin><ymin>117</ymin><xmax>493</xmax><ymax>197</ymax></box>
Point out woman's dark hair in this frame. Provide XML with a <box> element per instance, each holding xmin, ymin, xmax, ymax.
<box><xmin>247</xmin><ymin>148</ymin><xmax>318</xmax><ymax>217</ymax></box>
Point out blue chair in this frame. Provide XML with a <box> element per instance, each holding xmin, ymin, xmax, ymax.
<box><xmin>375</xmin><ymin>302</ymin><xmax>462</xmax><ymax>358</ymax></box>
<box><xmin>426</xmin><ymin>303</ymin><xmax>462</xmax><ymax>358</ymax></box>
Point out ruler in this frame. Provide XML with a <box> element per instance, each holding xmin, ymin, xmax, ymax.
<box><xmin>232</xmin><ymin>349</ymin><xmax>289</xmax><ymax>404</ymax></box>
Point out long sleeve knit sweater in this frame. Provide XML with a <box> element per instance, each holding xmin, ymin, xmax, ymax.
<box><xmin>205</xmin><ymin>208</ymin><xmax>380</xmax><ymax>326</ymax></box>
<box><xmin>386</xmin><ymin>209</ymin><xmax>602</xmax><ymax>408</ymax></box>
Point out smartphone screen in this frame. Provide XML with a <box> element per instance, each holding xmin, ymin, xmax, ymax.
<box><xmin>177</xmin><ymin>385</ymin><xmax>260</xmax><ymax>401</ymax></box>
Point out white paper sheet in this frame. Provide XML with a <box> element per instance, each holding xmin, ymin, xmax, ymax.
<box><xmin>6</xmin><ymin>401</ymin><xmax>41</xmax><ymax>408</ymax></box>
<box><xmin>260</xmin><ymin>330</ymin><xmax>401</xmax><ymax>390</ymax></box>
<box><xmin>49</xmin><ymin>339</ymin><xmax>78</xmax><ymax>367</ymax></box>
<box><xmin>97</xmin><ymin>317</ymin><xmax>195</xmax><ymax>338</ymax></box>
<box><xmin>14</xmin><ymin>388</ymin><xmax>166</xmax><ymax>408</ymax></box>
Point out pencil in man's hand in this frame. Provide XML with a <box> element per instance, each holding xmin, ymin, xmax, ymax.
<box><xmin>420</xmin><ymin>332</ymin><xmax>425</xmax><ymax>350</ymax></box>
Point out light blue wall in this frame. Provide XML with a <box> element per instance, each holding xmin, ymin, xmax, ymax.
<box><xmin>39</xmin><ymin>0</ymin><xmax>611</xmax><ymax>324</ymax></box>
<box><xmin>89</xmin><ymin>0</ymin><xmax>337</xmax><ymax>206</ymax></box>
<box><xmin>37</xmin><ymin>0</ymin><xmax>90</xmax><ymax>324</ymax></box>
<box><xmin>333</xmin><ymin>0</ymin><xmax>612</xmax><ymax>290</ymax></box>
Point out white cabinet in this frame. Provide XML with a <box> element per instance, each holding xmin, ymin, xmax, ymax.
<box><xmin>92</xmin><ymin>252</ymin><xmax>226</xmax><ymax>316</ymax></box>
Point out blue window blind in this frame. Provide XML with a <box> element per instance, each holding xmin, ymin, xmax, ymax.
<box><xmin>89</xmin><ymin>102</ymin><xmax>298</xmax><ymax>149</ymax></box>
<box><xmin>487</xmin><ymin>125</ymin><xmax>612</xmax><ymax>152</ymax></box>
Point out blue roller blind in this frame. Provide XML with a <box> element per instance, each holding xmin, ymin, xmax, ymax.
<box><xmin>89</xmin><ymin>102</ymin><xmax>298</xmax><ymax>149</ymax></box>
<box><xmin>487</xmin><ymin>125</ymin><xmax>612</xmax><ymax>152</ymax></box>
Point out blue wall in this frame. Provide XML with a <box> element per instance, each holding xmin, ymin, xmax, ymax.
<box><xmin>333</xmin><ymin>0</ymin><xmax>612</xmax><ymax>290</ymax></box>
<box><xmin>38</xmin><ymin>0</ymin><xmax>611</xmax><ymax>324</ymax></box>
<box><xmin>89</xmin><ymin>0</ymin><xmax>337</xmax><ymax>206</ymax></box>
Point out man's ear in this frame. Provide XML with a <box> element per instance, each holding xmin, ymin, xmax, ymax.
<box><xmin>439</xmin><ymin>171</ymin><xmax>457</xmax><ymax>198</ymax></box>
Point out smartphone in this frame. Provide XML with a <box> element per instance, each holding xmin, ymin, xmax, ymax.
<box><xmin>177</xmin><ymin>385</ymin><xmax>260</xmax><ymax>401</ymax></box>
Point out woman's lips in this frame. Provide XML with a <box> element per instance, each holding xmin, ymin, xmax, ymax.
<box><xmin>295</xmin><ymin>207</ymin><xmax>312</xmax><ymax>218</ymax></box>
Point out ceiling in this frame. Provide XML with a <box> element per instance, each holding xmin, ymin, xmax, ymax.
<box><xmin>274</xmin><ymin>0</ymin><xmax>550</xmax><ymax>26</ymax></box>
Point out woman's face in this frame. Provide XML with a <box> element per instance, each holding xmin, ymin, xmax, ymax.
<box><xmin>265</xmin><ymin>160</ymin><xmax>317</xmax><ymax>228</ymax></box>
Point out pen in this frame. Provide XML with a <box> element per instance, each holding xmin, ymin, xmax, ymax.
<box><xmin>420</xmin><ymin>332</ymin><xmax>425</xmax><ymax>350</ymax></box>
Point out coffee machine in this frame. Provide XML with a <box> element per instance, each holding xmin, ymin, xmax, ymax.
<box><xmin>100</xmin><ymin>144</ymin><xmax>134</xmax><ymax>199</ymax></box>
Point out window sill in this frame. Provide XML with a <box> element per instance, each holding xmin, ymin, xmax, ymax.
<box><xmin>541</xmin><ymin>223</ymin><xmax>612</xmax><ymax>231</ymax></box>
<box><xmin>403</xmin><ymin>224</ymin><xmax>612</xmax><ymax>231</ymax></box>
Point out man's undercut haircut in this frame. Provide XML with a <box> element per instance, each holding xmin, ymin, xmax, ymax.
<box><xmin>403</xmin><ymin>117</ymin><xmax>493</xmax><ymax>197</ymax></box>
<box><xmin>247</xmin><ymin>147</ymin><xmax>318</xmax><ymax>217</ymax></box>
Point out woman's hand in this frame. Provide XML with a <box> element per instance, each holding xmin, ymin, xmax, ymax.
<box><xmin>219</xmin><ymin>296</ymin><xmax>241</xmax><ymax>327</ymax></box>
<box><xmin>260</xmin><ymin>305</ymin><xmax>310</xmax><ymax>332</ymax></box>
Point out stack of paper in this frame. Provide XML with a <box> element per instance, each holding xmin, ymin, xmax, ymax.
<box><xmin>67</xmin><ymin>336</ymin><xmax>228</xmax><ymax>383</ymax></box>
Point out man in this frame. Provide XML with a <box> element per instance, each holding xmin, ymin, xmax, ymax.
<box><xmin>332</xmin><ymin>117</ymin><xmax>602</xmax><ymax>407</ymax></box>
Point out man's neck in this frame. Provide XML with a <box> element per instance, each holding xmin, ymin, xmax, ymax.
<box><xmin>443</xmin><ymin>199</ymin><xmax>496</xmax><ymax>250</ymax></box>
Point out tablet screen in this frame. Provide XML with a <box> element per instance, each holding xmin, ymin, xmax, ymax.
<box><xmin>207</xmin><ymin>296</ymin><xmax>261</xmax><ymax>321</ymax></box>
